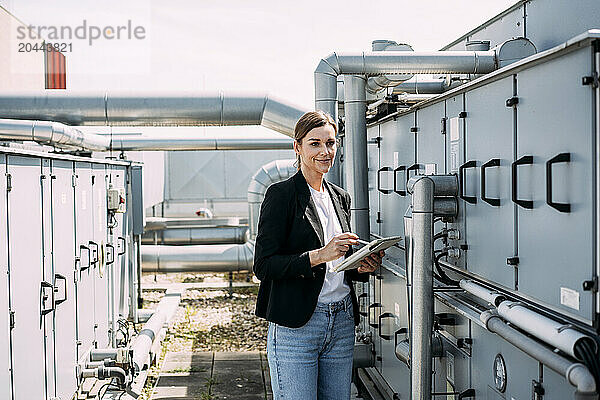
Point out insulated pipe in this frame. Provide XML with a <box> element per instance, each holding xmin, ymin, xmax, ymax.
<box><xmin>0</xmin><ymin>118</ymin><xmax>110</xmax><ymax>151</ymax></box>
<box><xmin>141</xmin><ymin>242</ymin><xmax>254</xmax><ymax>273</ymax></box>
<box><xmin>408</xmin><ymin>176</ymin><xmax>434</xmax><ymax>400</ymax></box>
<box><xmin>141</xmin><ymin>226</ymin><xmax>249</xmax><ymax>245</ymax></box>
<box><xmin>131</xmin><ymin>291</ymin><xmax>180</xmax><ymax>372</ymax></box>
<box><xmin>497</xmin><ymin>301</ymin><xmax>594</xmax><ymax>359</ymax></box>
<box><xmin>343</xmin><ymin>75</ymin><xmax>370</xmax><ymax>239</ymax></box>
<box><xmin>248</xmin><ymin>159</ymin><xmax>296</xmax><ymax>240</ymax></box>
<box><xmin>392</xmin><ymin>79</ymin><xmax>450</xmax><ymax>94</ymax></box>
<box><xmin>481</xmin><ymin>311</ymin><xmax>597</xmax><ymax>398</ymax></box>
<box><xmin>459</xmin><ymin>280</ymin><xmax>506</xmax><ymax>307</ymax></box>
<box><xmin>366</xmin><ymin>41</ymin><xmax>415</xmax><ymax>94</ymax></box>
<box><xmin>110</xmin><ymin>136</ymin><xmax>293</xmax><ymax>151</ymax></box>
<box><xmin>144</xmin><ymin>217</ymin><xmax>242</xmax><ymax>231</ymax></box>
<box><xmin>0</xmin><ymin>92</ymin><xmax>307</xmax><ymax>137</ymax></box>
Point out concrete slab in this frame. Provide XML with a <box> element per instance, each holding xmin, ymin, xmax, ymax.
<box><xmin>213</xmin><ymin>351</ymin><xmax>260</xmax><ymax>361</ymax></box>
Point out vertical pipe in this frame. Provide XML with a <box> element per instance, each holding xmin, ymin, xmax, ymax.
<box><xmin>343</xmin><ymin>75</ymin><xmax>370</xmax><ymax>239</ymax></box>
<box><xmin>410</xmin><ymin>177</ymin><xmax>434</xmax><ymax>400</ymax></box>
<box><xmin>315</xmin><ymin>66</ymin><xmax>341</xmax><ymax>186</ymax></box>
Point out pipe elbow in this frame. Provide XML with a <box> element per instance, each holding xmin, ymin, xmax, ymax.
<box><xmin>567</xmin><ymin>363</ymin><xmax>597</xmax><ymax>395</ymax></box>
<box><xmin>315</xmin><ymin>53</ymin><xmax>340</xmax><ymax>77</ymax></box>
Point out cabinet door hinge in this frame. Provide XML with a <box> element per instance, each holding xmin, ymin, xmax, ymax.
<box><xmin>6</xmin><ymin>173</ymin><xmax>11</xmax><ymax>192</ymax></box>
<box><xmin>582</xmin><ymin>72</ymin><xmax>599</xmax><ymax>88</ymax></box>
<box><xmin>71</xmin><ymin>174</ymin><xmax>78</xmax><ymax>188</ymax></box>
<box><xmin>9</xmin><ymin>311</ymin><xmax>15</xmax><ymax>329</ymax></box>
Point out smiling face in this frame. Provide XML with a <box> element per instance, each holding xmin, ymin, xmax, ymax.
<box><xmin>294</xmin><ymin>124</ymin><xmax>337</xmax><ymax>177</ymax></box>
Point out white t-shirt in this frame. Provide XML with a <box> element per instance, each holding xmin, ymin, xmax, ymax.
<box><xmin>308</xmin><ymin>183</ymin><xmax>351</xmax><ymax>303</ymax></box>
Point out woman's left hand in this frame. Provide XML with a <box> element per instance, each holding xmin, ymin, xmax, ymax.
<box><xmin>357</xmin><ymin>250</ymin><xmax>385</xmax><ymax>274</ymax></box>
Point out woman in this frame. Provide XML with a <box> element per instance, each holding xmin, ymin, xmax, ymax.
<box><xmin>253</xmin><ymin>111</ymin><xmax>385</xmax><ymax>399</ymax></box>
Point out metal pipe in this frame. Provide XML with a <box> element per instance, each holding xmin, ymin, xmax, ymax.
<box><xmin>141</xmin><ymin>226</ymin><xmax>249</xmax><ymax>245</ymax></box>
<box><xmin>409</xmin><ymin>176</ymin><xmax>434</xmax><ymax>400</ymax></box>
<box><xmin>131</xmin><ymin>290</ymin><xmax>181</xmax><ymax>372</ymax></box>
<box><xmin>89</xmin><ymin>349</ymin><xmax>118</xmax><ymax>362</ymax></box>
<box><xmin>497</xmin><ymin>301</ymin><xmax>594</xmax><ymax>359</ymax></box>
<box><xmin>366</xmin><ymin>41</ymin><xmax>415</xmax><ymax>94</ymax></box>
<box><xmin>408</xmin><ymin>174</ymin><xmax>458</xmax><ymax>197</ymax></box>
<box><xmin>392</xmin><ymin>79</ymin><xmax>451</xmax><ymax>94</ymax></box>
<box><xmin>141</xmin><ymin>242</ymin><xmax>254</xmax><ymax>273</ymax></box>
<box><xmin>144</xmin><ymin>217</ymin><xmax>243</xmax><ymax>231</ymax></box>
<box><xmin>481</xmin><ymin>311</ymin><xmax>597</xmax><ymax>397</ymax></box>
<box><xmin>0</xmin><ymin>118</ymin><xmax>110</xmax><ymax>151</ymax></box>
<box><xmin>110</xmin><ymin>136</ymin><xmax>293</xmax><ymax>151</ymax></box>
<box><xmin>0</xmin><ymin>92</ymin><xmax>307</xmax><ymax>136</ymax></box>
<box><xmin>433</xmin><ymin>198</ymin><xmax>458</xmax><ymax>217</ymax></box>
<box><xmin>247</xmin><ymin>159</ymin><xmax>296</xmax><ymax>240</ymax></box>
<box><xmin>459</xmin><ymin>280</ymin><xmax>506</xmax><ymax>306</ymax></box>
<box><xmin>343</xmin><ymin>75</ymin><xmax>370</xmax><ymax>239</ymax></box>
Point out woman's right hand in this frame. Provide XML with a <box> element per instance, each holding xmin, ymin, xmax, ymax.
<box><xmin>309</xmin><ymin>232</ymin><xmax>359</xmax><ymax>266</ymax></box>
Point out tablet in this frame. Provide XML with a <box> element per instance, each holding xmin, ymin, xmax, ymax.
<box><xmin>333</xmin><ymin>236</ymin><xmax>403</xmax><ymax>273</ymax></box>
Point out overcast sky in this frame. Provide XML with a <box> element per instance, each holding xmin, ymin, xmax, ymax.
<box><xmin>1</xmin><ymin>0</ymin><xmax>516</xmax><ymax>137</ymax></box>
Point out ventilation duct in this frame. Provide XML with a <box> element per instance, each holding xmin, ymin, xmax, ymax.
<box><xmin>0</xmin><ymin>92</ymin><xmax>307</xmax><ymax>150</ymax></box>
<box><xmin>247</xmin><ymin>159</ymin><xmax>297</xmax><ymax>240</ymax></box>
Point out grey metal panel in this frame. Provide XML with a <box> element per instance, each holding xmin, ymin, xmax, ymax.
<box><xmin>74</xmin><ymin>161</ymin><xmax>95</xmax><ymax>360</ymax></box>
<box><xmin>131</xmin><ymin>166</ymin><xmax>145</xmax><ymax>235</ymax></box>
<box><xmin>516</xmin><ymin>46</ymin><xmax>594</xmax><ymax>322</ymax></box>
<box><xmin>432</xmin><ymin>336</ymin><xmax>470</xmax><ymax>397</ymax></box>
<box><xmin>379</xmin><ymin>115</ymin><xmax>414</xmax><ymax>240</ymax></box>
<box><xmin>0</xmin><ymin>154</ymin><xmax>11</xmax><ymax>400</ymax></box>
<box><xmin>542</xmin><ymin>365</ymin><xmax>578</xmax><ymax>399</ymax></box>
<box><xmin>91</xmin><ymin>163</ymin><xmax>109</xmax><ymax>349</ymax></box>
<box><xmin>471</xmin><ymin>323</ymin><xmax>539</xmax><ymax>400</ymax></box>
<box><xmin>378</xmin><ymin>269</ymin><xmax>410</xmax><ymax>398</ymax></box>
<box><xmin>444</xmin><ymin>5</ymin><xmax>524</xmax><ymax>52</ymax></box>
<box><xmin>415</xmin><ymin>102</ymin><xmax>447</xmax><ymax>253</ymax></box>
<box><xmin>109</xmin><ymin>166</ymin><xmax>129</xmax><ymax>320</ymax></box>
<box><xmin>367</xmin><ymin>125</ymin><xmax>381</xmax><ymax>236</ymax></box>
<box><xmin>50</xmin><ymin>159</ymin><xmax>78</xmax><ymax>400</ymax></box>
<box><xmin>6</xmin><ymin>155</ymin><xmax>47</xmax><ymax>400</ymax></box>
<box><xmin>41</xmin><ymin>158</ymin><xmax>55</xmax><ymax>398</ymax></box>
<box><xmin>445</xmin><ymin>95</ymin><xmax>467</xmax><ymax>269</ymax></box>
<box><xmin>464</xmin><ymin>77</ymin><xmax>516</xmax><ymax>289</ymax></box>
<box><xmin>526</xmin><ymin>0</ymin><xmax>600</xmax><ymax>52</ymax></box>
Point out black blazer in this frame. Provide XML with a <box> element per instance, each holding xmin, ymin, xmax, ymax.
<box><xmin>253</xmin><ymin>170</ymin><xmax>368</xmax><ymax>328</ymax></box>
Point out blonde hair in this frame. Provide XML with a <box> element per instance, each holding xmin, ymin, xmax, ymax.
<box><xmin>293</xmin><ymin>111</ymin><xmax>338</xmax><ymax>170</ymax></box>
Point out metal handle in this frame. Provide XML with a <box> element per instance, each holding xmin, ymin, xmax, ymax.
<box><xmin>459</xmin><ymin>160</ymin><xmax>477</xmax><ymax>204</ymax></box>
<box><xmin>406</xmin><ymin>163</ymin><xmax>423</xmax><ymax>185</ymax></box>
<box><xmin>358</xmin><ymin>293</ymin><xmax>368</xmax><ymax>317</ymax></box>
<box><xmin>54</xmin><ymin>274</ymin><xmax>67</xmax><ymax>306</ymax></box>
<box><xmin>378</xmin><ymin>312</ymin><xmax>395</xmax><ymax>340</ymax></box>
<box><xmin>79</xmin><ymin>244</ymin><xmax>91</xmax><ymax>272</ymax></box>
<box><xmin>377</xmin><ymin>167</ymin><xmax>393</xmax><ymax>194</ymax></box>
<box><xmin>88</xmin><ymin>241</ymin><xmax>99</xmax><ymax>267</ymax></box>
<box><xmin>393</xmin><ymin>166</ymin><xmax>406</xmax><ymax>196</ymax></box>
<box><xmin>511</xmin><ymin>155</ymin><xmax>534</xmax><ymax>209</ymax></box>
<box><xmin>105</xmin><ymin>244</ymin><xmax>115</xmax><ymax>266</ymax></box>
<box><xmin>546</xmin><ymin>152</ymin><xmax>571</xmax><ymax>213</ymax></box>
<box><xmin>481</xmin><ymin>158</ymin><xmax>501</xmax><ymax>206</ymax></box>
<box><xmin>117</xmin><ymin>237</ymin><xmax>126</xmax><ymax>256</ymax></box>
<box><xmin>40</xmin><ymin>281</ymin><xmax>55</xmax><ymax>316</ymax></box>
<box><xmin>368</xmin><ymin>303</ymin><xmax>383</xmax><ymax>328</ymax></box>
<box><xmin>394</xmin><ymin>327</ymin><xmax>408</xmax><ymax>349</ymax></box>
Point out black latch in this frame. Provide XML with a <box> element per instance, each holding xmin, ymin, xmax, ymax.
<box><xmin>410</xmin><ymin>126</ymin><xmax>419</xmax><ymax>133</ymax></box>
<box><xmin>376</xmin><ymin>211</ymin><xmax>382</xmax><ymax>224</ymax></box>
<box><xmin>376</xmin><ymin>355</ymin><xmax>382</xmax><ymax>361</ymax></box>
<box><xmin>582</xmin><ymin>73</ymin><xmax>599</xmax><ymax>88</ymax></box>
<box><xmin>460</xmin><ymin>244</ymin><xmax>469</xmax><ymax>251</ymax></box>
<box><xmin>506</xmin><ymin>96</ymin><xmax>519</xmax><ymax>107</ymax></box>
<box><xmin>458</xmin><ymin>111</ymin><xmax>467</xmax><ymax>118</ymax></box>
<box><xmin>507</xmin><ymin>256</ymin><xmax>519</xmax><ymax>266</ymax></box>
<box><xmin>458</xmin><ymin>388</ymin><xmax>476</xmax><ymax>399</ymax></box>
<box><xmin>375</xmin><ymin>136</ymin><xmax>382</xmax><ymax>148</ymax></box>
<box><xmin>583</xmin><ymin>277</ymin><xmax>598</xmax><ymax>292</ymax></box>
<box><xmin>441</xmin><ymin>117</ymin><xmax>447</xmax><ymax>135</ymax></box>
<box><xmin>9</xmin><ymin>311</ymin><xmax>14</xmax><ymax>329</ymax></box>
<box><xmin>457</xmin><ymin>337</ymin><xmax>473</xmax><ymax>349</ymax></box>
<box><xmin>532</xmin><ymin>380</ymin><xmax>545</xmax><ymax>399</ymax></box>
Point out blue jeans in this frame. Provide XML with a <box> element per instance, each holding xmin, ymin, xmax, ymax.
<box><xmin>267</xmin><ymin>294</ymin><xmax>355</xmax><ymax>400</ymax></box>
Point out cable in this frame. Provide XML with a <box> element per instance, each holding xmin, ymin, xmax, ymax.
<box><xmin>433</xmin><ymin>251</ymin><xmax>459</xmax><ymax>286</ymax></box>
